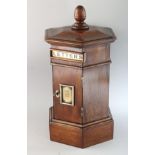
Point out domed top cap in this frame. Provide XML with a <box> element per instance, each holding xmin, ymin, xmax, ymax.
<box><xmin>72</xmin><ymin>5</ymin><xmax>89</xmax><ymax>30</ymax></box>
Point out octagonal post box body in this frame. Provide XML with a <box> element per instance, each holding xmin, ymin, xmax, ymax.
<box><xmin>45</xmin><ymin>5</ymin><xmax>116</xmax><ymax>148</ymax></box>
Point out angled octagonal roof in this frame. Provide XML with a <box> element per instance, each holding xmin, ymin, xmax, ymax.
<box><xmin>45</xmin><ymin>6</ymin><xmax>116</xmax><ymax>47</ymax></box>
<box><xmin>45</xmin><ymin>26</ymin><xmax>116</xmax><ymax>45</ymax></box>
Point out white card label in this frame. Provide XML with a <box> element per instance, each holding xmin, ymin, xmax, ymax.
<box><xmin>52</xmin><ymin>50</ymin><xmax>83</xmax><ymax>61</ymax></box>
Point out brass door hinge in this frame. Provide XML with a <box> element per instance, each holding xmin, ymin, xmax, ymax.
<box><xmin>81</xmin><ymin>76</ymin><xmax>84</xmax><ymax>88</ymax></box>
<box><xmin>81</xmin><ymin>107</ymin><xmax>84</xmax><ymax>117</ymax></box>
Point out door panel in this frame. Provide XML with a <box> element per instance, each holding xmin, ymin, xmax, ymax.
<box><xmin>52</xmin><ymin>64</ymin><xmax>82</xmax><ymax>123</ymax></box>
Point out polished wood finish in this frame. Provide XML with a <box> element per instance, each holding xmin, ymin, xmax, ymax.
<box><xmin>50</xmin><ymin>44</ymin><xmax>110</xmax><ymax>67</ymax></box>
<box><xmin>74</xmin><ymin>5</ymin><xmax>86</xmax><ymax>24</ymax></box>
<box><xmin>83</xmin><ymin>63</ymin><xmax>110</xmax><ymax>123</ymax></box>
<box><xmin>45</xmin><ymin>26</ymin><xmax>115</xmax><ymax>47</ymax></box>
<box><xmin>52</xmin><ymin>64</ymin><xmax>83</xmax><ymax>123</ymax></box>
<box><xmin>83</xmin><ymin>44</ymin><xmax>110</xmax><ymax>67</ymax></box>
<box><xmin>50</xmin><ymin>121</ymin><xmax>82</xmax><ymax>147</ymax></box>
<box><xmin>45</xmin><ymin>5</ymin><xmax>116</xmax><ymax>148</ymax></box>
<box><xmin>49</xmin><ymin>107</ymin><xmax>113</xmax><ymax>148</ymax></box>
<box><xmin>72</xmin><ymin>5</ymin><xmax>89</xmax><ymax>30</ymax></box>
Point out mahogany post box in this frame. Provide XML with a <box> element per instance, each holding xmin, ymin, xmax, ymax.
<box><xmin>45</xmin><ymin>5</ymin><xmax>116</xmax><ymax>148</ymax></box>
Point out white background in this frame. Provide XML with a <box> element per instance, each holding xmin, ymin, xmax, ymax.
<box><xmin>27</xmin><ymin>0</ymin><xmax>128</xmax><ymax>155</ymax></box>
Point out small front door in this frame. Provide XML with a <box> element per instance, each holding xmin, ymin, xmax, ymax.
<box><xmin>52</xmin><ymin>64</ymin><xmax>82</xmax><ymax>123</ymax></box>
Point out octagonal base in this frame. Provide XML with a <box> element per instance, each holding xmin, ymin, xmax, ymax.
<box><xmin>49</xmin><ymin>107</ymin><xmax>114</xmax><ymax>148</ymax></box>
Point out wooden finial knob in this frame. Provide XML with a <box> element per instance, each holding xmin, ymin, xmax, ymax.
<box><xmin>74</xmin><ymin>5</ymin><xmax>86</xmax><ymax>23</ymax></box>
<box><xmin>72</xmin><ymin>5</ymin><xmax>89</xmax><ymax>30</ymax></box>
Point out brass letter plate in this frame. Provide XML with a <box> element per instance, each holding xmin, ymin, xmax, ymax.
<box><xmin>60</xmin><ymin>84</ymin><xmax>74</xmax><ymax>106</ymax></box>
<box><xmin>52</xmin><ymin>50</ymin><xmax>83</xmax><ymax>61</ymax></box>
